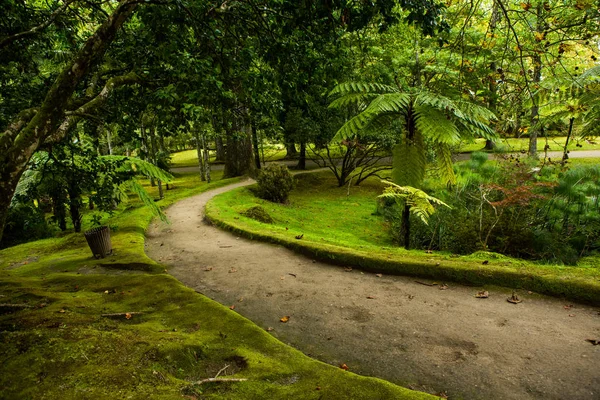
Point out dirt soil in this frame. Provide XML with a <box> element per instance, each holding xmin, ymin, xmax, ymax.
<box><xmin>146</xmin><ymin>180</ymin><xmax>600</xmax><ymax>400</ymax></box>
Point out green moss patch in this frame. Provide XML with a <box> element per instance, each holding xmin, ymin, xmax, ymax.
<box><xmin>0</xmin><ymin>172</ymin><xmax>434</xmax><ymax>399</ymax></box>
<box><xmin>206</xmin><ymin>172</ymin><xmax>600</xmax><ymax>305</ymax></box>
<box><xmin>241</xmin><ymin>206</ymin><xmax>274</xmax><ymax>224</ymax></box>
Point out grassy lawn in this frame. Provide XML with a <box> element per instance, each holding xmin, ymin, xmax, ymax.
<box><xmin>0</xmin><ymin>171</ymin><xmax>434</xmax><ymax>400</ymax></box>
<box><xmin>458</xmin><ymin>137</ymin><xmax>600</xmax><ymax>153</ymax></box>
<box><xmin>206</xmin><ymin>172</ymin><xmax>600</xmax><ymax>304</ymax></box>
<box><xmin>171</xmin><ymin>146</ymin><xmax>288</xmax><ymax>169</ymax></box>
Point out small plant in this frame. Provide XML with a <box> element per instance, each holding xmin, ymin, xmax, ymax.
<box><xmin>241</xmin><ymin>206</ymin><xmax>274</xmax><ymax>224</ymax></box>
<box><xmin>255</xmin><ymin>164</ymin><xmax>295</xmax><ymax>203</ymax></box>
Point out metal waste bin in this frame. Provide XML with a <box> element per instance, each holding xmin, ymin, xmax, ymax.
<box><xmin>84</xmin><ymin>226</ymin><xmax>112</xmax><ymax>259</ymax></box>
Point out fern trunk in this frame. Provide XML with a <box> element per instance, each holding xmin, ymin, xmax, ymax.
<box><xmin>402</xmin><ymin>205</ymin><xmax>411</xmax><ymax>249</ymax></box>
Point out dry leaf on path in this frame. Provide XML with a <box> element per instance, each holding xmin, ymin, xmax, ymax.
<box><xmin>229</xmin><ymin>305</ymin><xmax>235</xmax><ymax>310</ymax></box>
<box><xmin>366</xmin><ymin>296</ymin><xmax>376</xmax><ymax>299</ymax></box>
<box><xmin>475</xmin><ymin>291</ymin><xmax>489</xmax><ymax>298</ymax></box>
<box><xmin>229</xmin><ymin>268</ymin><xmax>237</xmax><ymax>273</ymax></box>
<box><xmin>439</xmin><ymin>284</ymin><xmax>448</xmax><ymax>290</ymax></box>
<box><xmin>266</xmin><ymin>327</ymin><xmax>274</xmax><ymax>332</ymax></box>
<box><xmin>288</xmin><ymin>273</ymin><xmax>297</xmax><ymax>278</ymax></box>
<box><xmin>280</xmin><ymin>316</ymin><xmax>290</xmax><ymax>323</ymax></box>
<box><xmin>125</xmin><ymin>313</ymin><xmax>132</xmax><ymax>320</ymax></box>
<box><xmin>204</xmin><ymin>267</ymin><xmax>213</xmax><ymax>271</ymax></box>
<box><xmin>343</xmin><ymin>267</ymin><xmax>352</xmax><ymax>272</ymax></box>
<box><xmin>339</xmin><ymin>363</ymin><xmax>349</xmax><ymax>371</ymax></box>
<box><xmin>563</xmin><ymin>305</ymin><xmax>573</xmax><ymax>309</ymax></box>
<box><xmin>507</xmin><ymin>292</ymin><xmax>522</xmax><ymax>304</ymax></box>
<box><xmin>375</xmin><ymin>274</ymin><xmax>382</xmax><ymax>278</ymax></box>
<box><xmin>585</xmin><ymin>339</ymin><xmax>600</xmax><ymax>345</ymax></box>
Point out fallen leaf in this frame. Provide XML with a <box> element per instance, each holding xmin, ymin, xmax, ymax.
<box><xmin>344</xmin><ymin>267</ymin><xmax>353</xmax><ymax>272</ymax></box>
<box><xmin>408</xmin><ymin>294</ymin><xmax>415</xmax><ymax>300</ymax></box>
<box><xmin>125</xmin><ymin>313</ymin><xmax>132</xmax><ymax>320</ymax></box>
<box><xmin>238</xmin><ymin>297</ymin><xmax>244</xmax><ymax>302</ymax></box>
<box><xmin>229</xmin><ymin>268</ymin><xmax>237</xmax><ymax>273</ymax></box>
<box><xmin>316</xmin><ymin>386</ymin><xmax>321</xmax><ymax>390</ymax></box>
<box><xmin>475</xmin><ymin>291</ymin><xmax>489</xmax><ymax>299</ymax></box>
<box><xmin>585</xmin><ymin>339</ymin><xmax>600</xmax><ymax>345</ymax></box>
<box><xmin>366</xmin><ymin>296</ymin><xmax>376</xmax><ymax>299</ymax></box>
<box><xmin>266</xmin><ymin>327</ymin><xmax>274</xmax><ymax>332</ymax></box>
<box><xmin>229</xmin><ymin>305</ymin><xmax>235</xmax><ymax>310</ymax></box>
<box><xmin>204</xmin><ymin>267</ymin><xmax>213</xmax><ymax>271</ymax></box>
<box><xmin>568</xmin><ymin>314</ymin><xmax>575</xmax><ymax>317</ymax></box>
<box><xmin>439</xmin><ymin>284</ymin><xmax>448</xmax><ymax>290</ymax></box>
<box><xmin>563</xmin><ymin>304</ymin><xmax>573</xmax><ymax>310</ymax></box>
<box><xmin>104</xmin><ymin>290</ymin><xmax>109</xmax><ymax>294</ymax></box>
<box><xmin>280</xmin><ymin>276</ymin><xmax>285</xmax><ymax>280</ymax></box>
<box><xmin>59</xmin><ymin>309</ymin><xmax>66</xmax><ymax>313</ymax></box>
<box><xmin>280</xmin><ymin>316</ymin><xmax>290</xmax><ymax>323</ymax></box>
<box><xmin>288</xmin><ymin>273</ymin><xmax>297</xmax><ymax>278</ymax></box>
<box><xmin>339</xmin><ymin>363</ymin><xmax>349</xmax><ymax>370</ymax></box>
<box><xmin>507</xmin><ymin>292</ymin><xmax>522</xmax><ymax>304</ymax></box>
<box><xmin>375</xmin><ymin>274</ymin><xmax>382</xmax><ymax>278</ymax></box>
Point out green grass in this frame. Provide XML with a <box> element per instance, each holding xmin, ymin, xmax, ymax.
<box><xmin>206</xmin><ymin>172</ymin><xmax>600</xmax><ymax>305</ymax></box>
<box><xmin>0</xmin><ymin>171</ymin><xmax>434</xmax><ymax>400</ymax></box>
<box><xmin>458</xmin><ymin>137</ymin><xmax>600</xmax><ymax>153</ymax></box>
<box><xmin>170</xmin><ymin>146</ymin><xmax>288</xmax><ymax>169</ymax></box>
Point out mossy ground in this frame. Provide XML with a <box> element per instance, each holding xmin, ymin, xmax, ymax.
<box><xmin>206</xmin><ymin>172</ymin><xmax>600</xmax><ymax>305</ymax></box>
<box><xmin>0</xmin><ymin>171</ymin><xmax>434</xmax><ymax>400</ymax></box>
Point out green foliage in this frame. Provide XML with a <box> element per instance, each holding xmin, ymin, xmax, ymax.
<box><xmin>1</xmin><ymin>203</ymin><xmax>56</xmax><ymax>248</ymax></box>
<box><xmin>330</xmin><ymin>84</ymin><xmax>496</xmax><ymax>188</ymax></box>
<box><xmin>255</xmin><ymin>164</ymin><xmax>295</xmax><ymax>203</ymax></box>
<box><xmin>379</xmin><ymin>182</ymin><xmax>449</xmax><ymax>225</ymax></box>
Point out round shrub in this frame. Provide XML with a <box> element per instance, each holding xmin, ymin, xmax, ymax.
<box><xmin>255</xmin><ymin>164</ymin><xmax>295</xmax><ymax>203</ymax></box>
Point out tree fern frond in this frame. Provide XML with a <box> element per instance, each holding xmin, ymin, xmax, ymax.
<box><xmin>434</xmin><ymin>145</ymin><xmax>456</xmax><ymax>186</ymax></box>
<box><xmin>328</xmin><ymin>93</ymin><xmax>379</xmax><ymax>109</ymax></box>
<box><xmin>392</xmin><ymin>135</ymin><xmax>426</xmax><ymax>187</ymax></box>
<box><xmin>413</xmin><ymin>105</ymin><xmax>460</xmax><ymax>145</ymax></box>
<box><xmin>103</xmin><ymin>155</ymin><xmax>173</xmax><ymax>183</ymax></box>
<box><xmin>123</xmin><ymin>179</ymin><xmax>168</xmax><ymax>222</ymax></box>
<box><xmin>378</xmin><ymin>182</ymin><xmax>450</xmax><ymax>224</ymax></box>
<box><xmin>329</xmin><ymin>82</ymin><xmax>398</xmax><ymax>97</ymax></box>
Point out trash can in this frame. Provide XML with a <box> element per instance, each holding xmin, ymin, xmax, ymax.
<box><xmin>84</xmin><ymin>226</ymin><xmax>112</xmax><ymax>259</ymax></box>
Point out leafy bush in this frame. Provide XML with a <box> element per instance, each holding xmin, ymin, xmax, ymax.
<box><xmin>255</xmin><ymin>164</ymin><xmax>295</xmax><ymax>203</ymax></box>
<box><xmin>2</xmin><ymin>203</ymin><xmax>56</xmax><ymax>248</ymax></box>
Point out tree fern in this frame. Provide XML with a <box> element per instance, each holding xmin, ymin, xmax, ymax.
<box><xmin>330</xmin><ymin>84</ymin><xmax>496</xmax><ymax>187</ymax></box>
<box><xmin>378</xmin><ymin>182</ymin><xmax>450</xmax><ymax>225</ymax></box>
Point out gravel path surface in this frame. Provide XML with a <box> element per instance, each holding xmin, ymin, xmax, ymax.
<box><xmin>146</xmin><ymin>179</ymin><xmax>600</xmax><ymax>400</ymax></box>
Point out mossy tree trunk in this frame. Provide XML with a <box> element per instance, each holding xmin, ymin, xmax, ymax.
<box><xmin>0</xmin><ymin>0</ymin><xmax>138</xmax><ymax>243</ymax></box>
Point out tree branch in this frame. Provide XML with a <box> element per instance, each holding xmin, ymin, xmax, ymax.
<box><xmin>46</xmin><ymin>72</ymin><xmax>141</xmax><ymax>144</ymax></box>
<box><xmin>0</xmin><ymin>0</ymin><xmax>78</xmax><ymax>49</ymax></box>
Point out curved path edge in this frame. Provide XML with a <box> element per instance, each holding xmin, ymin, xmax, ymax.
<box><xmin>146</xmin><ymin>178</ymin><xmax>600</xmax><ymax>400</ymax></box>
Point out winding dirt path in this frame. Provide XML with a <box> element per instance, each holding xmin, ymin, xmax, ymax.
<box><xmin>146</xmin><ymin>180</ymin><xmax>600</xmax><ymax>400</ymax></box>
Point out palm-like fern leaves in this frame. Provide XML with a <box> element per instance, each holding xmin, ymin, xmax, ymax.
<box><xmin>330</xmin><ymin>83</ymin><xmax>496</xmax><ymax>187</ymax></box>
<box><xmin>378</xmin><ymin>182</ymin><xmax>450</xmax><ymax>225</ymax></box>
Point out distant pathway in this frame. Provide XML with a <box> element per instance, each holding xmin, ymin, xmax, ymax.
<box><xmin>146</xmin><ymin>180</ymin><xmax>600</xmax><ymax>400</ymax></box>
<box><xmin>170</xmin><ymin>150</ymin><xmax>600</xmax><ymax>174</ymax></box>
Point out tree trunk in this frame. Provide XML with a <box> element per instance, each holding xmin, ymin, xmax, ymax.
<box><xmin>0</xmin><ymin>0</ymin><xmax>138</xmax><ymax>243</ymax></box>
<box><xmin>402</xmin><ymin>205</ymin><xmax>411</xmax><ymax>249</ymax></box>
<box><xmin>194</xmin><ymin>122</ymin><xmax>206</xmax><ymax>181</ymax></box>
<box><xmin>297</xmin><ymin>141</ymin><xmax>306</xmax><ymax>170</ymax></box>
<box><xmin>251</xmin><ymin>120</ymin><xmax>261</xmax><ymax>170</ymax></box>
<box><xmin>528</xmin><ymin>4</ymin><xmax>543</xmax><ymax>157</ymax></box>
<box><xmin>223</xmin><ymin>110</ymin><xmax>254</xmax><ymax>178</ymax></box>
<box><xmin>215</xmin><ymin>135</ymin><xmax>225</xmax><ymax>162</ymax></box>
<box><xmin>285</xmin><ymin>141</ymin><xmax>297</xmax><ymax>158</ymax></box>
<box><xmin>67</xmin><ymin>181</ymin><xmax>82</xmax><ymax>232</ymax></box>
<box><xmin>202</xmin><ymin>133</ymin><xmax>211</xmax><ymax>183</ymax></box>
